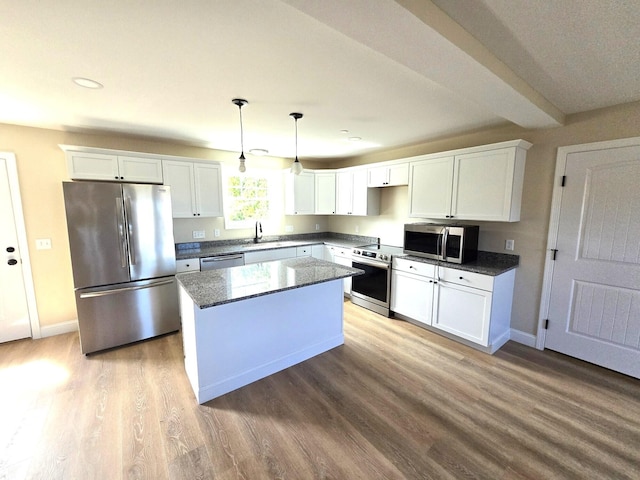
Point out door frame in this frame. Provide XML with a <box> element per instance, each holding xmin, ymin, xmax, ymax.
<box><xmin>537</xmin><ymin>136</ymin><xmax>640</xmax><ymax>350</ymax></box>
<box><xmin>1</xmin><ymin>152</ymin><xmax>40</xmax><ymax>339</ymax></box>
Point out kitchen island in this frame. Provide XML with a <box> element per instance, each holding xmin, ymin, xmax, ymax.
<box><xmin>176</xmin><ymin>257</ymin><xmax>362</xmax><ymax>404</ymax></box>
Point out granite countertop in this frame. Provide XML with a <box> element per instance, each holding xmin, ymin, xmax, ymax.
<box><xmin>175</xmin><ymin>233</ymin><xmax>377</xmax><ymax>260</ymax></box>
<box><xmin>400</xmin><ymin>251</ymin><xmax>519</xmax><ymax>276</ymax></box>
<box><xmin>176</xmin><ymin>257</ymin><xmax>364</xmax><ymax>309</ymax></box>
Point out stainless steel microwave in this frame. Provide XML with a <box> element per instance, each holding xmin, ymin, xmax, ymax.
<box><xmin>403</xmin><ymin>223</ymin><xmax>479</xmax><ymax>264</ymax></box>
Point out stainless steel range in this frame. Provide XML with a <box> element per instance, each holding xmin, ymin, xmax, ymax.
<box><xmin>351</xmin><ymin>244</ymin><xmax>405</xmax><ymax>317</ymax></box>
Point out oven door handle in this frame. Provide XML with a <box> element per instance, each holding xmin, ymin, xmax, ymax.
<box><xmin>352</xmin><ymin>258</ymin><xmax>389</xmax><ymax>270</ymax></box>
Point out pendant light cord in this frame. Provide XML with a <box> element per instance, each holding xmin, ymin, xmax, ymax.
<box><xmin>294</xmin><ymin>116</ymin><xmax>298</xmax><ymax>161</ymax></box>
<box><xmin>238</xmin><ymin>102</ymin><xmax>245</xmax><ymax>159</ymax></box>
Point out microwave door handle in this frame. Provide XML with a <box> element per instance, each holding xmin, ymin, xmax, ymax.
<box><xmin>442</xmin><ymin>227</ymin><xmax>449</xmax><ymax>261</ymax></box>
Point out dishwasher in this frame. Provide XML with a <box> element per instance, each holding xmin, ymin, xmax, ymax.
<box><xmin>200</xmin><ymin>253</ymin><xmax>245</xmax><ymax>270</ymax></box>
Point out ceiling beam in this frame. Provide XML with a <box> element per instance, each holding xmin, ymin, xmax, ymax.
<box><xmin>283</xmin><ymin>0</ymin><xmax>565</xmax><ymax>129</ymax></box>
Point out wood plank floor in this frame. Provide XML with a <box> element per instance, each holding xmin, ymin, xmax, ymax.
<box><xmin>1</xmin><ymin>300</ymin><xmax>639</xmax><ymax>479</ymax></box>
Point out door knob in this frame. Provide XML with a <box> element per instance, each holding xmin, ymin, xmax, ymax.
<box><xmin>6</xmin><ymin>246</ymin><xmax>15</xmax><ymax>252</ymax></box>
<box><xmin>8</xmin><ymin>259</ymin><xmax>18</xmax><ymax>266</ymax></box>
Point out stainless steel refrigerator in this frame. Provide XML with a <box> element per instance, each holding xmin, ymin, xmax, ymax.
<box><xmin>63</xmin><ymin>181</ymin><xmax>179</xmax><ymax>354</ymax></box>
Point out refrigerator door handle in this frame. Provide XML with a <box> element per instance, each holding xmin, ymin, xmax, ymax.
<box><xmin>79</xmin><ymin>279</ymin><xmax>175</xmax><ymax>299</ymax></box>
<box><xmin>125</xmin><ymin>196</ymin><xmax>137</xmax><ymax>266</ymax></box>
<box><xmin>116</xmin><ymin>197</ymin><xmax>128</xmax><ymax>268</ymax></box>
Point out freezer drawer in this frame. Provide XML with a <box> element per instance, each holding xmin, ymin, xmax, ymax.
<box><xmin>75</xmin><ymin>277</ymin><xmax>179</xmax><ymax>354</ymax></box>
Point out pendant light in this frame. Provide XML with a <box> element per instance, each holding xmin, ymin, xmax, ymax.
<box><xmin>290</xmin><ymin>112</ymin><xmax>303</xmax><ymax>175</ymax></box>
<box><xmin>232</xmin><ymin>98</ymin><xmax>248</xmax><ymax>172</ymax></box>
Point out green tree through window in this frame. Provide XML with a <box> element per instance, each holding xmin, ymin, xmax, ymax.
<box><xmin>226</xmin><ymin>173</ymin><xmax>270</xmax><ymax>224</ymax></box>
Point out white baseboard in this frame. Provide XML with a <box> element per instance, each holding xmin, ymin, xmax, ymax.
<box><xmin>510</xmin><ymin>329</ymin><xmax>537</xmax><ymax>348</ymax></box>
<box><xmin>39</xmin><ymin>320</ymin><xmax>78</xmax><ymax>338</ymax></box>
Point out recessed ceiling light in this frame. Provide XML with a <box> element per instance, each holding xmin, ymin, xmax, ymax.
<box><xmin>340</xmin><ymin>129</ymin><xmax>349</xmax><ymax>134</ymax></box>
<box><xmin>72</xmin><ymin>77</ymin><xmax>103</xmax><ymax>89</ymax></box>
<box><xmin>249</xmin><ymin>149</ymin><xmax>269</xmax><ymax>156</ymax></box>
<box><xmin>348</xmin><ymin>136</ymin><xmax>362</xmax><ymax>142</ymax></box>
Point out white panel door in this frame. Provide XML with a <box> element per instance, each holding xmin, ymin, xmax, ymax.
<box><xmin>0</xmin><ymin>157</ymin><xmax>31</xmax><ymax>342</ymax></box>
<box><xmin>546</xmin><ymin>144</ymin><xmax>640</xmax><ymax>378</ymax></box>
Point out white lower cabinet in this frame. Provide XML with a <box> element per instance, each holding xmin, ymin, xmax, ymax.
<box><xmin>176</xmin><ymin>258</ymin><xmax>200</xmax><ymax>273</ymax></box>
<box><xmin>325</xmin><ymin>245</ymin><xmax>352</xmax><ymax>295</ymax></box>
<box><xmin>244</xmin><ymin>247</ymin><xmax>297</xmax><ymax>264</ymax></box>
<box><xmin>390</xmin><ymin>259</ymin><xmax>435</xmax><ymax>326</ymax></box>
<box><xmin>391</xmin><ymin>258</ymin><xmax>515</xmax><ymax>353</ymax></box>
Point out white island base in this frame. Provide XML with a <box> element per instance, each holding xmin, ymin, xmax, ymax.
<box><xmin>179</xmin><ymin>279</ymin><xmax>344</xmax><ymax>404</ymax></box>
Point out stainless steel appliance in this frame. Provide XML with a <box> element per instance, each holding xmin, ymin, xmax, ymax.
<box><xmin>403</xmin><ymin>223</ymin><xmax>479</xmax><ymax>264</ymax></box>
<box><xmin>351</xmin><ymin>244</ymin><xmax>404</xmax><ymax>317</ymax></box>
<box><xmin>200</xmin><ymin>253</ymin><xmax>245</xmax><ymax>270</ymax></box>
<box><xmin>62</xmin><ymin>181</ymin><xmax>179</xmax><ymax>354</ymax></box>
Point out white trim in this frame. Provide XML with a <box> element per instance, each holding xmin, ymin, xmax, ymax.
<box><xmin>510</xmin><ymin>329</ymin><xmax>537</xmax><ymax>348</ymax></box>
<box><xmin>1</xmin><ymin>152</ymin><xmax>42</xmax><ymax>339</ymax></box>
<box><xmin>537</xmin><ymin>136</ymin><xmax>640</xmax><ymax>350</ymax></box>
<box><xmin>39</xmin><ymin>320</ymin><xmax>78</xmax><ymax>338</ymax></box>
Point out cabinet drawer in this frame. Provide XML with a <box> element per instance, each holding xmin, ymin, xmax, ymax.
<box><xmin>176</xmin><ymin>259</ymin><xmax>200</xmax><ymax>273</ymax></box>
<box><xmin>439</xmin><ymin>267</ymin><xmax>494</xmax><ymax>291</ymax></box>
<box><xmin>392</xmin><ymin>258</ymin><xmax>435</xmax><ymax>277</ymax></box>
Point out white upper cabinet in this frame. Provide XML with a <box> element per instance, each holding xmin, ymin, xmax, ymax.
<box><xmin>367</xmin><ymin>162</ymin><xmax>409</xmax><ymax>187</ymax></box>
<box><xmin>65</xmin><ymin>150</ymin><xmax>163</xmax><ymax>184</ymax></box>
<box><xmin>408</xmin><ymin>140</ymin><xmax>531</xmax><ymax>222</ymax></box>
<box><xmin>336</xmin><ymin>168</ymin><xmax>380</xmax><ymax>216</ymax></box>
<box><xmin>285</xmin><ymin>171</ymin><xmax>315</xmax><ymax>215</ymax></box>
<box><xmin>409</xmin><ymin>156</ymin><xmax>454</xmax><ymax>219</ymax></box>
<box><xmin>163</xmin><ymin>160</ymin><xmax>223</xmax><ymax>218</ymax></box>
<box><xmin>315</xmin><ymin>171</ymin><xmax>336</xmax><ymax>214</ymax></box>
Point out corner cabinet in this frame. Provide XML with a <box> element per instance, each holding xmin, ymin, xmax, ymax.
<box><xmin>162</xmin><ymin>160</ymin><xmax>223</xmax><ymax>218</ymax></box>
<box><xmin>336</xmin><ymin>168</ymin><xmax>380</xmax><ymax>216</ymax></box>
<box><xmin>408</xmin><ymin>139</ymin><xmax>531</xmax><ymax>222</ymax></box>
<box><xmin>64</xmin><ymin>149</ymin><xmax>164</xmax><ymax>184</ymax></box>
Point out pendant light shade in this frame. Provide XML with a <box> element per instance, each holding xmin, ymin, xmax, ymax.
<box><xmin>232</xmin><ymin>98</ymin><xmax>248</xmax><ymax>173</ymax></box>
<box><xmin>290</xmin><ymin>112</ymin><xmax>303</xmax><ymax>175</ymax></box>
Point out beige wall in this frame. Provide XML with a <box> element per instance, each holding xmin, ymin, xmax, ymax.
<box><xmin>2</xmin><ymin>100</ymin><xmax>640</xmax><ymax>335</ymax></box>
<box><xmin>327</xmin><ymin>101</ymin><xmax>640</xmax><ymax>335</ymax></box>
<box><xmin>0</xmin><ymin>124</ymin><xmax>326</xmax><ymax>328</ymax></box>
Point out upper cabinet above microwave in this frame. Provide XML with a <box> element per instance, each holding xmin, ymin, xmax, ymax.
<box><xmin>408</xmin><ymin>140</ymin><xmax>531</xmax><ymax>222</ymax></box>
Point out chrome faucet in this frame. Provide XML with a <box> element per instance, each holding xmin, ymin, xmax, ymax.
<box><xmin>254</xmin><ymin>220</ymin><xmax>263</xmax><ymax>242</ymax></box>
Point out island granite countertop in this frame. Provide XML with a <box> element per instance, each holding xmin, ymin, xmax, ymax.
<box><xmin>177</xmin><ymin>257</ymin><xmax>363</xmax><ymax>309</ymax></box>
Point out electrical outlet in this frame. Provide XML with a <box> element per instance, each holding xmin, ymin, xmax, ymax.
<box><xmin>36</xmin><ymin>238</ymin><xmax>52</xmax><ymax>250</ymax></box>
<box><xmin>285</xmin><ymin>225</ymin><xmax>294</xmax><ymax>233</ymax></box>
<box><xmin>192</xmin><ymin>230</ymin><xmax>205</xmax><ymax>239</ymax></box>
<box><xmin>315</xmin><ymin>224</ymin><xmax>320</xmax><ymax>231</ymax></box>
<box><xmin>505</xmin><ymin>239</ymin><xmax>515</xmax><ymax>251</ymax></box>
<box><xmin>355</xmin><ymin>225</ymin><xmax>359</xmax><ymax>233</ymax></box>
<box><xmin>214</xmin><ymin>229</ymin><xmax>220</xmax><ymax>237</ymax></box>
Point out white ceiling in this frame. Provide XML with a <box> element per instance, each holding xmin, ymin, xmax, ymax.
<box><xmin>1</xmin><ymin>0</ymin><xmax>639</xmax><ymax>161</ymax></box>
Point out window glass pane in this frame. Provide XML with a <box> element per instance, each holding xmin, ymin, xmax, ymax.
<box><xmin>223</xmin><ymin>167</ymin><xmax>281</xmax><ymax>229</ymax></box>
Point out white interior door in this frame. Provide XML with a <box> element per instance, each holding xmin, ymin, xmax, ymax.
<box><xmin>0</xmin><ymin>157</ymin><xmax>32</xmax><ymax>342</ymax></box>
<box><xmin>546</xmin><ymin>143</ymin><xmax>640</xmax><ymax>378</ymax></box>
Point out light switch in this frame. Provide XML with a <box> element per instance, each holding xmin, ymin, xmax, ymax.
<box><xmin>505</xmin><ymin>239</ymin><xmax>515</xmax><ymax>251</ymax></box>
<box><xmin>192</xmin><ymin>230</ymin><xmax>205</xmax><ymax>239</ymax></box>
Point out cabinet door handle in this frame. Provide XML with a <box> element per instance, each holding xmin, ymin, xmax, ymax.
<box><xmin>459</xmin><ymin>276</ymin><xmax>464</xmax><ymax>280</ymax></box>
